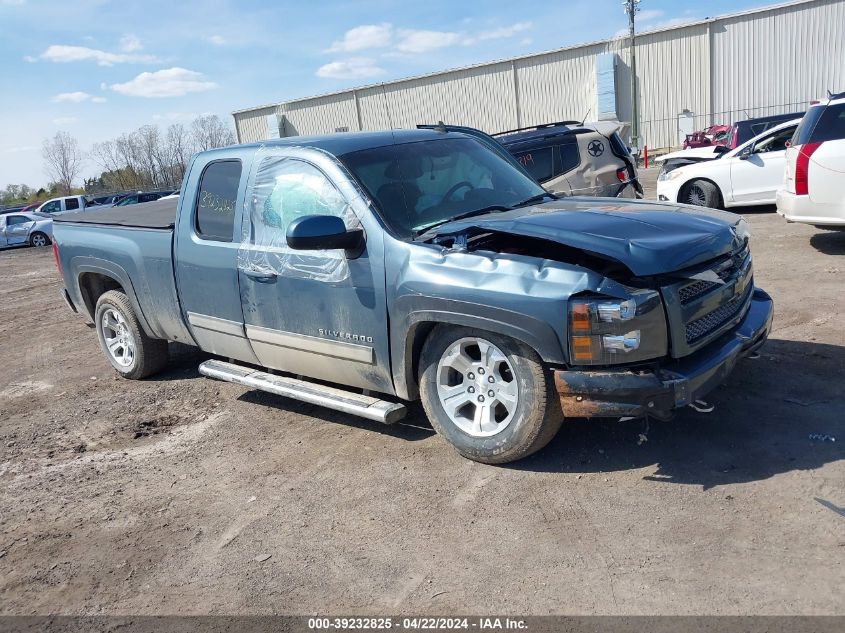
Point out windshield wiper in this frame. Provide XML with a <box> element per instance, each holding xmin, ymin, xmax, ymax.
<box><xmin>413</xmin><ymin>205</ymin><xmax>511</xmax><ymax>239</ymax></box>
<box><xmin>513</xmin><ymin>192</ymin><xmax>556</xmax><ymax>208</ymax></box>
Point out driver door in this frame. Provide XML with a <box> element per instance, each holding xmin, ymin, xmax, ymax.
<box><xmin>729</xmin><ymin>126</ymin><xmax>795</xmax><ymax>204</ymax></box>
<box><xmin>237</xmin><ymin>151</ymin><xmax>393</xmax><ymax>394</ymax></box>
<box><xmin>5</xmin><ymin>215</ymin><xmax>35</xmax><ymax>245</ymax></box>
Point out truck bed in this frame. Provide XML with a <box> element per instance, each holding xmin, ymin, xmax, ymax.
<box><xmin>54</xmin><ymin>197</ymin><xmax>177</xmax><ymax>229</ymax></box>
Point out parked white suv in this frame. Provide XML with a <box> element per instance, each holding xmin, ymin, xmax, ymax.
<box><xmin>656</xmin><ymin>119</ymin><xmax>800</xmax><ymax>208</ymax></box>
<box><xmin>777</xmin><ymin>93</ymin><xmax>845</xmax><ymax>227</ymax></box>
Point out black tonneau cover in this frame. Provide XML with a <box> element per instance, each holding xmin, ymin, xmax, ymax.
<box><xmin>54</xmin><ymin>197</ymin><xmax>177</xmax><ymax>229</ymax></box>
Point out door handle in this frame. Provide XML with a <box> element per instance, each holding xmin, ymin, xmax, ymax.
<box><xmin>243</xmin><ymin>268</ymin><xmax>277</xmax><ymax>282</ymax></box>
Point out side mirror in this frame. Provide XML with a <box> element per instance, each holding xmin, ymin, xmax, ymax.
<box><xmin>738</xmin><ymin>146</ymin><xmax>753</xmax><ymax>160</ymax></box>
<box><xmin>286</xmin><ymin>214</ymin><xmax>364</xmax><ymax>252</ymax></box>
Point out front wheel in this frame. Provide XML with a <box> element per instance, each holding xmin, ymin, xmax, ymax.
<box><xmin>29</xmin><ymin>232</ymin><xmax>50</xmax><ymax>247</ymax></box>
<box><xmin>418</xmin><ymin>326</ymin><xmax>563</xmax><ymax>464</ymax></box>
<box><xmin>94</xmin><ymin>290</ymin><xmax>168</xmax><ymax>379</ymax></box>
<box><xmin>683</xmin><ymin>179</ymin><xmax>721</xmax><ymax>208</ymax></box>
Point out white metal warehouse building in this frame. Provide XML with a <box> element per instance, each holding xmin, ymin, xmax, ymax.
<box><xmin>232</xmin><ymin>0</ymin><xmax>845</xmax><ymax>151</ymax></box>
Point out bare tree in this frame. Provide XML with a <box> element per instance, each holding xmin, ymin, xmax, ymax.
<box><xmin>191</xmin><ymin>115</ymin><xmax>236</xmax><ymax>151</ymax></box>
<box><xmin>163</xmin><ymin>123</ymin><xmax>193</xmax><ymax>188</ymax></box>
<box><xmin>42</xmin><ymin>131</ymin><xmax>83</xmax><ymax>194</ymax></box>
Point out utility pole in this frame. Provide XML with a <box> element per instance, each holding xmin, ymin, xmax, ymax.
<box><xmin>624</xmin><ymin>0</ymin><xmax>640</xmax><ymax>153</ymax></box>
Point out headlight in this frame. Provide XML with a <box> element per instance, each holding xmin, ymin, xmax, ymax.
<box><xmin>568</xmin><ymin>290</ymin><xmax>668</xmax><ymax>365</ymax></box>
<box><xmin>657</xmin><ymin>169</ymin><xmax>683</xmax><ymax>182</ymax></box>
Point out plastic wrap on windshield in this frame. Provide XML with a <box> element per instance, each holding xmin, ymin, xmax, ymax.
<box><xmin>237</xmin><ymin>153</ymin><xmax>361</xmax><ymax>283</ymax></box>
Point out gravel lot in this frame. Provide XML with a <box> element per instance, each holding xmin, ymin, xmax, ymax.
<box><xmin>1</xmin><ymin>178</ymin><xmax>843</xmax><ymax>615</ymax></box>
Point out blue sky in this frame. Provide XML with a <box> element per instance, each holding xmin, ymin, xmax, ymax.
<box><xmin>1</xmin><ymin>0</ymin><xmax>779</xmax><ymax>188</ymax></box>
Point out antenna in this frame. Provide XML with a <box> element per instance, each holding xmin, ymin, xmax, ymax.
<box><xmin>581</xmin><ymin>108</ymin><xmax>591</xmax><ymax>125</ymax></box>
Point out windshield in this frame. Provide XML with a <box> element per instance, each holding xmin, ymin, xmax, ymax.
<box><xmin>339</xmin><ymin>137</ymin><xmax>545</xmax><ymax>238</ymax></box>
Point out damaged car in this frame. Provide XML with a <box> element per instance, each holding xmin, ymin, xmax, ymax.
<box><xmin>52</xmin><ymin>128</ymin><xmax>773</xmax><ymax>464</ymax></box>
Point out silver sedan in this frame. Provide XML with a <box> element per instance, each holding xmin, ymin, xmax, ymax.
<box><xmin>0</xmin><ymin>212</ymin><xmax>54</xmax><ymax>248</ymax></box>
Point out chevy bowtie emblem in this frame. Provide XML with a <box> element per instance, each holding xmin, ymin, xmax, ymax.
<box><xmin>587</xmin><ymin>140</ymin><xmax>605</xmax><ymax>157</ymax></box>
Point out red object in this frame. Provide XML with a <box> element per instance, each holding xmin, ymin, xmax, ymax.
<box><xmin>615</xmin><ymin>168</ymin><xmax>627</xmax><ymax>182</ymax></box>
<box><xmin>795</xmin><ymin>142</ymin><xmax>823</xmax><ymax>195</ymax></box>
<box><xmin>643</xmin><ymin>145</ymin><xmax>648</xmax><ymax>169</ymax></box>
<box><xmin>52</xmin><ymin>242</ymin><xmax>62</xmax><ymax>276</ymax></box>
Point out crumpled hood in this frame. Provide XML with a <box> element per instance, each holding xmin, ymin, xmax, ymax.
<box><xmin>430</xmin><ymin>198</ymin><xmax>748</xmax><ymax>276</ymax></box>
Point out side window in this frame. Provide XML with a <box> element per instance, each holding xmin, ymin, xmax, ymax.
<box><xmin>40</xmin><ymin>201</ymin><xmax>61</xmax><ymax>214</ymax></box>
<box><xmin>238</xmin><ymin>157</ymin><xmax>358</xmax><ymax>283</ymax></box>
<box><xmin>195</xmin><ymin>160</ymin><xmax>241</xmax><ymax>242</ymax></box>
<box><xmin>559</xmin><ymin>140</ymin><xmax>581</xmax><ymax>173</ymax></box>
<box><xmin>809</xmin><ymin>104</ymin><xmax>845</xmax><ymax>143</ymax></box>
<box><xmin>513</xmin><ymin>147</ymin><xmax>555</xmax><ymax>182</ymax></box>
<box><xmin>754</xmin><ymin>127</ymin><xmax>794</xmax><ymax>154</ymax></box>
<box><xmin>140</xmin><ymin>193</ymin><xmax>158</xmax><ymax>203</ymax></box>
<box><xmin>65</xmin><ymin>198</ymin><xmax>79</xmax><ymax>211</ymax></box>
<box><xmin>7</xmin><ymin>215</ymin><xmax>28</xmax><ymax>226</ymax></box>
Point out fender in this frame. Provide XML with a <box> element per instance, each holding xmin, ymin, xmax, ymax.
<box><xmin>390</xmin><ymin>297</ymin><xmax>567</xmax><ymax>401</ymax></box>
<box><xmin>71</xmin><ymin>257</ymin><xmax>159</xmax><ymax>339</ymax></box>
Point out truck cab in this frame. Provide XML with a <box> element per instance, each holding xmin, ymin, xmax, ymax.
<box><xmin>36</xmin><ymin>195</ymin><xmax>88</xmax><ymax>216</ymax></box>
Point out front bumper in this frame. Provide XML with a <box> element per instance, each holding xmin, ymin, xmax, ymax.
<box><xmin>555</xmin><ymin>288</ymin><xmax>773</xmax><ymax>420</ymax></box>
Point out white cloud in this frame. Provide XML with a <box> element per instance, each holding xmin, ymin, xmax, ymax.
<box><xmin>52</xmin><ymin>117</ymin><xmax>78</xmax><ymax>125</ymax></box>
<box><xmin>2</xmin><ymin>145</ymin><xmax>37</xmax><ymax>154</ymax></box>
<box><xmin>646</xmin><ymin>17</ymin><xmax>697</xmax><ymax>30</ymax></box>
<box><xmin>110</xmin><ymin>67</ymin><xmax>218</xmax><ymax>98</ymax></box>
<box><xmin>637</xmin><ymin>9</ymin><xmax>665</xmax><ymax>22</ymax></box>
<box><xmin>316</xmin><ymin>57</ymin><xmax>384</xmax><ymax>79</ymax></box>
<box><xmin>328</xmin><ymin>23</ymin><xmax>393</xmax><ymax>52</ymax></box>
<box><xmin>51</xmin><ymin>91</ymin><xmax>107</xmax><ymax>103</ymax></box>
<box><xmin>395</xmin><ymin>29</ymin><xmax>463</xmax><ymax>54</ymax></box>
<box><xmin>39</xmin><ymin>44</ymin><xmax>158</xmax><ymax>66</ymax></box>
<box><xmin>52</xmin><ymin>91</ymin><xmax>92</xmax><ymax>102</ymax></box>
<box><xmin>207</xmin><ymin>34</ymin><xmax>226</xmax><ymax>46</ymax></box>
<box><xmin>119</xmin><ymin>34</ymin><xmax>143</xmax><ymax>52</ymax></box>
<box><xmin>477</xmin><ymin>21</ymin><xmax>532</xmax><ymax>41</ymax></box>
<box><xmin>152</xmin><ymin>111</ymin><xmax>199</xmax><ymax>121</ymax></box>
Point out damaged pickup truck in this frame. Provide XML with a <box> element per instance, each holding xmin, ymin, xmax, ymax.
<box><xmin>52</xmin><ymin>128</ymin><xmax>773</xmax><ymax>464</ymax></box>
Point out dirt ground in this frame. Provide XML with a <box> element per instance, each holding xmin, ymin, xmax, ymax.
<box><xmin>1</xmin><ymin>179</ymin><xmax>843</xmax><ymax>615</ymax></box>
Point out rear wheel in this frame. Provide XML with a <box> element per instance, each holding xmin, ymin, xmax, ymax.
<box><xmin>683</xmin><ymin>179</ymin><xmax>721</xmax><ymax>208</ymax></box>
<box><xmin>94</xmin><ymin>290</ymin><xmax>168</xmax><ymax>379</ymax></box>
<box><xmin>29</xmin><ymin>232</ymin><xmax>49</xmax><ymax>247</ymax></box>
<box><xmin>419</xmin><ymin>326</ymin><xmax>563</xmax><ymax>464</ymax></box>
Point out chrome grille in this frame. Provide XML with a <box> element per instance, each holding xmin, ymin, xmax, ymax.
<box><xmin>685</xmin><ymin>283</ymin><xmax>753</xmax><ymax>344</ymax></box>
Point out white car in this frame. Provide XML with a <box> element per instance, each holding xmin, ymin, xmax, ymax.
<box><xmin>657</xmin><ymin>119</ymin><xmax>801</xmax><ymax>208</ymax></box>
<box><xmin>0</xmin><ymin>212</ymin><xmax>53</xmax><ymax>248</ymax></box>
<box><xmin>777</xmin><ymin>93</ymin><xmax>845</xmax><ymax>227</ymax></box>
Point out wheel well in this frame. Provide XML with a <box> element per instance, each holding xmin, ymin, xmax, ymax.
<box><xmin>679</xmin><ymin>178</ymin><xmax>724</xmax><ymax>208</ymax></box>
<box><xmin>402</xmin><ymin>321</ymin><xmax>437</xmax><ymax>400</ymax></box>
<box><xmin>78</xmin><ymin>273</ymin><xmax>124</xmax><ymax>320</ymax></box>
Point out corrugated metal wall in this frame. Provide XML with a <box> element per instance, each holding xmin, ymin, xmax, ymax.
<box><xmin>233</xmin><ymin>0</ymin><xmax>845</xmax><ymax>150</ymax></box>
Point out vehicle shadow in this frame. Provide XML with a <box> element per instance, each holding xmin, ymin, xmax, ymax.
<box><xmin>508</xmin><ymin>338</ymin><xmax>844</xmax><ymax>488</ymax></box>
<box><xmin>145</xmin><ymin>343</ymin><xmax>213</xmax><ymax>381</ymax></box>
<box><xmin>737</xmin><ymin>204</ymin><xmax>777</xmax><ymax>215</ymax></box>
<box><xmin>810</xmin><ymin>230</ymin><xmax>845</xmax><ymax>256</ymax></box>
<box><xmin>237</xmin><ymin>390</ymin><xmax>436</xmax><ymax>442</ymax></box>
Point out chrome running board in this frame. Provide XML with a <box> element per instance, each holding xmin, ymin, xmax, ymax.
<box><xmin>199</xmin><ymin>359</ymin><xmax>407</xmax><ymax>424</ymax></box>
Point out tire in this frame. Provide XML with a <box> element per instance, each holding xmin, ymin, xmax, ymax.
<box><xmin>94</xmin><ymin>290</ymin><xmax>168</xmax><ymax>379</ymax></box>
<box><xmin>683</xmin><ymin>179</ymin><xmax>721</xmax><ymax>208</ymax></box>
<box><xmin>418</xmin><ymin>325</ymin><xmax>563</xmax><ymax>464</ymax></box>
<box><xmin>29</xmin><ymin>232</ymin><xmax>50</xmax><ymax>247</ymax></box>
